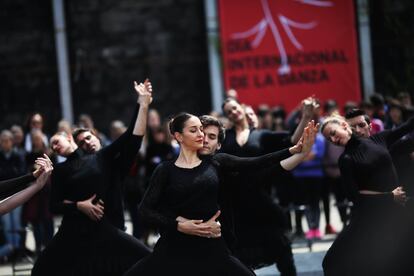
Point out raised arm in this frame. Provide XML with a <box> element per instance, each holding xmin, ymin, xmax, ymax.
<box><xmin>290</xmin><ymin>97</ymin><xmax>318</xmax><ymax>144</ymax></box>
<box><xmin>99</xmin><ymin>79</ymin><xmax>153</xmax><ymax>169</ymax></box>
<box><xmin>0</xmin><ymin>156</ymin><xmax>53</xmax><ymax>215</ymax></box>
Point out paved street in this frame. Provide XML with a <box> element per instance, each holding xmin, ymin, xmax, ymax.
<box><xmin>0</xmin><ymin>237</ymin><xmax>332</xmax><ymax>276</ymax></box>
<box><xmin>0</xmin><ymin>201</ymin><xmax>342</xmax><ymax>275</ymax></box>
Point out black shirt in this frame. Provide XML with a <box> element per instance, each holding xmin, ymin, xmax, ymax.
<box><xmin>139</xmin><ymin>150</ymin><xmax>292</xmax><ymax>234</ymax></box>
<box><xmin>50</xmin><ymin>120</ymin><xmax>143</xmax><ymax>231</ymax></box>
<box><xmin>339</xmin><ymin>116</ymin><xmax>414</xmax><ymax>199</ymax></box>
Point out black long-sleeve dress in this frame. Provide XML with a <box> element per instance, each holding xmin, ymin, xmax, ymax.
<box><xmin>32</xmin><ymin>108</ymin><xmax>151</xmax><ymax>276</ymax></box>
<box><xmin>219</xmin><ymin>128</ymin><xmax>296</xmax><ymax>272</ymax></box>
<box><xmin>124</xmin><ymin>148</ymin><xmax>292</xmax><ymax>276</ymax></box>
<box><xmin>323</xmin><ymin>116</ymin><xmax>414</xmax><ymax>276</ymax></box>
<box><xmin>0</xmin><ymin>173</ymin><xmax>35</xmax><ymax>201</ymax></box>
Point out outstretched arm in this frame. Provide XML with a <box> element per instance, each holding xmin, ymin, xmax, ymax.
<box><xmin>290</xmin><ymin>97</ymin><xmax>318</xmax><ymax>144</ymax></box>
<box><xmin>0</xmin><ymin>174</ymin><xmax>35</xmax><ymax>201</ymax></box>
<box><xmin>0</xmin><ymin>155</ymin><xmax>53</xmax><ymax>215</ymax></box>
<box><xmin>214</xmin><ymin>121</ymin><xmax>318</xmax><ymax>172</ymax></box>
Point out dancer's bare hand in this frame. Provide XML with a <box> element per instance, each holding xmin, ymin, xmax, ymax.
<box><xmin>392</xmin><ymin>186</ymin><xmax>407</xmax><ymax>205</ymax></box>
<box><xmin>33</xmin><ymin>154</ymin><xmax>53</xmax><ymax>178</ymax></box>
<box><xmin>33</xmin><ymin>156</ymin><xmax>53</xmax><ymax>190</ymax></box>
<box><xmin>177</xmin><ymin>211</ymin><xmax>221</xmax><ymax>238</ymax></box>
<box><xmin>300</xmin><ymin>120</ymin><xmax>318</xmax><ymax>154</ymax></box>
<box><xmin>302</xmin><ymin>96</ymin><xmax>318</xmax><ymax>119</ymax></box>
<box><xmin>199</xmin><ymin>210</ymin><xmax>221</xmax><ymax>238</ymax></box>
<box><xmin>134</xmin><ymin>78</ymin><xmax>153</xmax><ymax>106</ymax></box>
<box><xmin>177</xmin><ymin>219</ymin><xmax>212</xmax><ymax>237</ymax></box>
<box><xmin>77</xmin><ymin>194</ymin><xmax>105</xmax><ymax>221</ymax></box>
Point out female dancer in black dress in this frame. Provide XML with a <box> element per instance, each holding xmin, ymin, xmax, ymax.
<box><xmin>0</xmin><ymin>155</ymin><xmax>52</xmax><ymax>214</ymax></box>
<box><xmin>31</xmin><ymin>81</ymin><xmax>153</xmax><ymax>276</ymax></box>
<box><xmin>219</xmin><ymin>97</ymin><xmax>316</xmax><ymax>275</ymax></box>
<box><xmin>321</xmin><ymin>115</ymin><xmax>411</xmax><ymax>276</ymax></box>
<box><xmin>124</xmin><ymin>113</ymin><xmax>318</xmax><ymax>276</ymax></box>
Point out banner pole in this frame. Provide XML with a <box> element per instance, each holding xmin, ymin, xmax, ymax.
<box><xmin>204</xmin><ymin>0</ymin><xmax>224</xmax><ymax>113</ymax></box>
<box><xmin>357</xmin><ymin>0</ymin><xmax>375</xmax><ymax>100</ymax></box>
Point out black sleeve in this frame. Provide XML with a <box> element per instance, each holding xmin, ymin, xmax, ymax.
<box><xmin>378</xmin><ymin>116</ymin><xmax>414</xmax><ymax>147</ymax></box>
<box><xmin>99</xmin><ymin>104</ymin><xmax>143</xmax><ymax>174</ymax></box>
<box><xmin>0</xmin><ymin>173</ymin><xmax>35</xmax><ymax>200</ymax></box>
<box><xmin>49</xmin><ymin>168</ymin><xmax>78</xmax><ymax>215</ymax></box>
<box><xmin>389</xmin><ymin>132</ymin><xmax>414</xmax><ymax>156</ymax></box>
<box><xmin>260</xmin><ymin>130</ymin><xmax>292</xmax><ymax>152</ymax></box>
<box><xmin>212</xmin><ymin>148</ymin><xmax>292</xmax><ymax>173</ymax></box>
<box><xmin>138</xmin><ymin>163</ymin><xmax>178</xmax><ymax>231</ymax></box>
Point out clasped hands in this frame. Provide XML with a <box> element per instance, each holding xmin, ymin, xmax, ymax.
<box><xmin>177</xmin><ymin>210</ymin><xmax>221</xmax><ymax>239</ymax></box>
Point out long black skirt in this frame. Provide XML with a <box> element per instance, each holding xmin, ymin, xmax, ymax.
<box><xmin>124</xmin><ymin>232</ymin><xmax>255</xmax><ymax>276</ymax></box>
<box><xmin>323</xmin><ymin>195</ymin><xmax>404</xmax><ymax>276</ymax></box>
<box><xmin>32</xmin><ymin>219</ymin><xmax>151</xmax><ymax>276</ymax></box>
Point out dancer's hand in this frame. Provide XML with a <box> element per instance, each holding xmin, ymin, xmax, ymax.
<box><xmin>177</xmin><ymin>210</ymin><xmax>221</xmax><ymax>238</ymax></box>
<box><xmin>289</xmin><ymin>136</ymin><xmax>303</xmax><ymax>154</ymax></box>
<box><xmin>301</xmin><ymin>96</ymin><xmax>318</xmax><ymax>119</ymax></box>
<box><xmin>301</xmin><ymin>120</ymin><xmax>318</xmax><ymax>154</ymax></box>
<box><xmin>33</xmin><ymin>155</ymin><xmax>53</xmax><ymax>190</ymax></box>
<box><xmin>134</xmin><ymin>78</ymin><xmax>153</xmax><ymax>107</ymax></box>
<box><xmin>392</xmin><ymin>186</ymin><xmax>407</xmax><ymax>205</ymax></box>
<box><xmin>77</xmin><ymin>194</ymin><xmax>105</xmax><ymax>221</ymax></box>
<box><xmin>33</xmin><ymin>154</ymin><xmax>53</xmax><ymax>178</ymax></box>
<box><xmin>199</xmin><ymin>210</ymin><xmax>221</xmax><ymax>238</ymax></box>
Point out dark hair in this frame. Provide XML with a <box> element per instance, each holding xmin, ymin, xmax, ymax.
<box><xmin>271</xmin><ymin>106</ymin><xmax>286</xmax><ymax>119</ymax></box>
<box><xmin>72</xmin><ymin>127</ymin><xmax>98</xmax><ymax>144</ymax></box>
<box><xmin>256</xmin><ymin>105</ymin><xmax>269</xmax><ymax>118</ymax></box>
<box><xmin>221</xmin><ymin>97</ymin><xmax>240</xmax><ymax>114</ymax></box>
<box><xmin>345</xmin><ymin>108</ymin><xmax>371</xmax><ymax>124</ymax></box>
<box><xmin>343</xmin><ymin>101</ymin><xmax>358</xmax><ymax>114</ymax></box>
<box><xmin>370</xmin><ymin>93</ymin><xmax>385</xmax><ymax>107</ymax></box>
<box><xmin>359</xmin><ymin>101</ymin><xmax>373</xmax><ymax>110</ymax></box>
<box><xmin>324</xmin><ymin>99</ymin><xmax>337</xmax><ymax>113</ymax></box>
<box><xmin>168</xmin><ymin>112</ymin><xmax>195</xmax><ymax>135</ymax></box>
<box><xmin>199</xmin><ymin>115</ymin><xmax>225</xmax><ymax>144</ymax></box>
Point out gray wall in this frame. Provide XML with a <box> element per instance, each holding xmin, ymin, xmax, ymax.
<box><xmin>0</xmin><ymin>0</ymin><xmax>212</xmax><ymax>134</ymax></box>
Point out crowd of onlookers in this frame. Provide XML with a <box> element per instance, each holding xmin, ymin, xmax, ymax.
<box><xmin>1</xmin><ymin>90</ymin><xmax>413</xmax><ymax>262</ymax></box>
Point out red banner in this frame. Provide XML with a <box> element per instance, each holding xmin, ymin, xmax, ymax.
<box><xmin>219</xmin><ymin>0</ymin><xmax>361</xmax><ymax>112</ymax></box>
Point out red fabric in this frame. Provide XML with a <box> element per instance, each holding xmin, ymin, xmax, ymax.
<box><xmin>219</xmin><ymin>0</ymin><xmax>361</xmax><ymax>112</ymax></box>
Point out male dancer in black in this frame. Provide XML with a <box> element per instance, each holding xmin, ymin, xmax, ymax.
<box><xmin>72</xmin><ymin>121</ymin><xmax>137</xmax><ymax>230</ymax></box>
<box><xmin>31</xmin><ymin>80</ymin><xmax>152</xmax><ymax>276</ymax></box>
